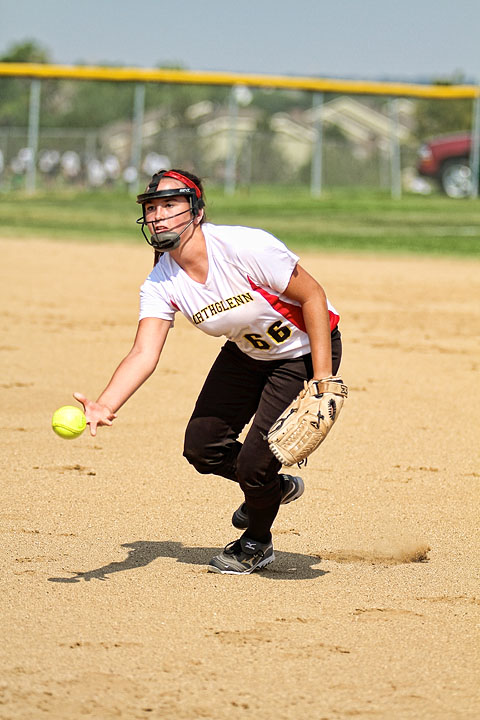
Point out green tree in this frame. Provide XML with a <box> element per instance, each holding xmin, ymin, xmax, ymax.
<box><xmin>0</xmin><ymin>40</ymin><xmax>53</xmax><ymax>126</ymax></box>
<box><xmin>249</xmin><ymin>89</ymin><xmax>311</xmax><ymax>116</ymax></box>
<box><xmin>414</xmin><ymin>74</ymin><xmax>473</xmax><ymax>140</ymax></box>
<box><xmin>0</xmin><ymin>39</ymin><xmax>50</xmax><ymax>63</ymax></box>
<box><xmin>145</xmin><ymin>69</ymin><xmax>230</xmax><ymax>126</ymax></box>
<box><xmin>54</xmin><ymin>79</ymin><xmax>135</xmax><ymax>128</ymax></box>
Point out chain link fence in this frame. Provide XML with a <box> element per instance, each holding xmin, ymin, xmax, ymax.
<box><xmin>0</xmin><ymin>123</ymin><xmax>420</xmax><ymax>194</ymax></box>
<box><xmin>0</xmin><ymin>68</ymin><xmax>475</xmax><ymax>196</ymax></box>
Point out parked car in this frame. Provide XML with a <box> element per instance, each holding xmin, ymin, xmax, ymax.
<box><xmin>417</xmin><ymin>132</ymin><xmax>475</xmax><ymax>198</ymax></box>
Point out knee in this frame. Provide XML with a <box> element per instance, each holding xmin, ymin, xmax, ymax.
<box><xmin>183</xmin><ymin>416</ymin><xmax>240</xmax><ymax>477</ymax></box>
<box><xmin>237</xmin><ymin>456</ymin><xmax>282</xmax><ymax>509</ymax></box>
<box><xmin>236</xmin><ymin>454</ymin><xmax>257</xmax><ymax>487</ymax></box>
<box><xmin>236</xmin><ymin>452</ymin><xmax>280</xmax><ymax>490</ymax></box>
<box><xmin>183</xmin><ymin>418</ymin><xmax>211</xmax><ymax>473</ymax></box>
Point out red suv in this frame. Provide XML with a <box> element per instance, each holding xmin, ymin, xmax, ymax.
<box><xmin>417</xmin><ymin>132</ymin><xmax>474</xmax><ymax>198</ymax></box>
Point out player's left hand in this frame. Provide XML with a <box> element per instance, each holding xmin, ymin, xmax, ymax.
<box><xmin>267</xmin><ymin>377</ymin><xmax>348</xmax><ymax>466</ymax></box>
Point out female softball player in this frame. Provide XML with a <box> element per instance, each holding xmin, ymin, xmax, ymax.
<box><xmin>74</xmin><ymin>169</ymin><xmax>342</xmax><ymax>575</ymax></box>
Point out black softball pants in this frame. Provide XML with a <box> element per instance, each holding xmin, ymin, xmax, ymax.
<box><xmin>183</xmin><ymin>328</ymin><xmax>342</xmax><ymax>542</ymax></box>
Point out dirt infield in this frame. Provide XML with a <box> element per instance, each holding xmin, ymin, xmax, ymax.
<box><xmin>1</xmin><ymin>237</ymin><xmax>479</xmax><ymax>720</ymax></box>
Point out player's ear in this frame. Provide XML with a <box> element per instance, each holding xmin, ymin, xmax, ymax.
<box><xmin>195</xmin><ymin>208</ymin><xmax>204</xmax><ymax>224</ymax></box>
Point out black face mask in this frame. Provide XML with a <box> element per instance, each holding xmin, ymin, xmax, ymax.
<box><xmin>135</xmin><ymin>187</ymin><xmax>204</xmax><ymax>252</ymax></box>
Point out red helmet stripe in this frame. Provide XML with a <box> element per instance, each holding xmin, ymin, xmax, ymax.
<box><xmin>162</xmin><ymin>171</ymin><xmax>202</xmax><ymax>199</ymax></box>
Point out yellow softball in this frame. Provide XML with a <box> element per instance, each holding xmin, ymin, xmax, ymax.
<box><xmin>52</xmin><ymin>405</ymin><xmax>87</xmax><ymax>439</ymax></box>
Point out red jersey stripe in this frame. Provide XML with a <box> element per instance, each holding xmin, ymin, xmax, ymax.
<box><xmin>247</xmin><ymin>277</ymin><xmax>339</xmax><ymax>332</ymax></box>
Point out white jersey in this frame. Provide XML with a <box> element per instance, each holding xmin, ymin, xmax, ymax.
<box><xmin>139</xmin><ymin>223</ymin><xmax>339</xmax><ymax>361</ymax></box>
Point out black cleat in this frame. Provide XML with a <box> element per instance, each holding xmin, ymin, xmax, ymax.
<box><xmin>208</xmin><ymin>536</ymin><xmax>275</xmax><ymax>574</ymax></box>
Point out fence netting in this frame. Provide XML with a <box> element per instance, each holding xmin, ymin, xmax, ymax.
<box><xmin>0</xmin><ymin>76</ymin><xmax>473</xmax><ymax>195</ymax></box>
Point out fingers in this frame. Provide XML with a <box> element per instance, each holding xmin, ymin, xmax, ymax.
<box><xmin>73</xmin><ymin>391</ymin><xmax>87</xmax><ymax>409</ymax></box>
<box><xmin>73</xmin><ymin>391</ymin><xmax>95</xmax><ymax>435</ymax></box>
<box><xmin>73</xmin><ymin>392</ymin><xmax>117</xmax><ymax>436</ymax></box>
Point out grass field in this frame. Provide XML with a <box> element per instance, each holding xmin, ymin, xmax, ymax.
<box><xmin>1</xmin><ymin>186</ymin><xmax>480</xmax><ymax>256</ymax></box>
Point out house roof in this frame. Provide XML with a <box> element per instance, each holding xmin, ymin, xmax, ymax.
<box><xmin>303</xmin><ymin>96</ymin><xmax>412</xmax><ymax>142</ymax></box>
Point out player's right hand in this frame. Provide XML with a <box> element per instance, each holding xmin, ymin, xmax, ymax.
<box><xmin>73</xmin><ymin>392</ymin><xmax>117</xmax><ymax>436</ymax></box>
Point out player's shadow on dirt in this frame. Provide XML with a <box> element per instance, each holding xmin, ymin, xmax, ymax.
<box><xmin>47</xmin><ymin>540</ymin><xmax>328</xmax><ymax>582</ymax></box>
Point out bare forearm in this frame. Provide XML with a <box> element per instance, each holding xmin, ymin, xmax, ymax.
<box><xmin>301</xmin><ymin>289</ymin><xmax>333</xmax><ymax>379</ymax></box>
<box><xmin>96</xmin><ymin>350</ymin><xmax>158</xmax><ymax>413</ymax></box>
<box><xmin>284</xmin><ymin>264</ymin><xmax>335</xmax><ymax>380</ymax></box>
<box><xmin>74</xmin><ymin>317</ymin><xmax>170</xmax><ymax>436</ymax></box>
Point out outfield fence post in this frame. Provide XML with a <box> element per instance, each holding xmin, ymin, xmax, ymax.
<box><xmin>469</xmin><ymin>93</ymin><xmax>480</xmax><ymax>198</ymax></box>
<box><xmin>85</xmin><ymin>130</ymin><xmax>97</xmax><ymax>163</ymax></box>
<box><xmin>225</xmin><ymin>87</ymin><xmax>238</xmax><ymax>195</ymax></box>
<box><xmin>129</xmin><ymin>83</ymin><xmax>145</xmax><ymax>194</ymax></box>
<box><xmin>310</xmin><ymin>92</ymin><xmax>324</xmax><ymax>198</ymax></box>
<box><xmin>26</xmin><ymin>79</ymin><xmax>41</xmax><ymax>194</ymax></box>
<box><xmin>388</xmin><ymin>98</ymin><xmax>402</xmax><ymax>199</ymax></box>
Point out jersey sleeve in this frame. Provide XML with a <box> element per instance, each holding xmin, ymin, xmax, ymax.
<box><xmin>233</xmin><ymin>228</ymin><xmax>299</xmax><ymax>294</ymax></box>
<box><xmin>139</xmin><ymin>275</ymin><xmax>176</xmax><ymax>322</ymax></box>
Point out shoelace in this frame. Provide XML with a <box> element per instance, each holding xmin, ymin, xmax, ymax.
<box><xmin>224</xmin><ymin>540</ymin><xmax>264</xmax><ymax>559</ymax></box>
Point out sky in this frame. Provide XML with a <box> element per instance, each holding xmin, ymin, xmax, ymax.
<box><xmin>0</xmin><ymin>0</ymin><xmax>479</xmax><ymax>83</ymax></box>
